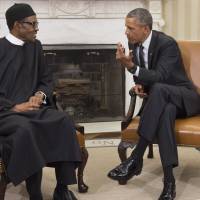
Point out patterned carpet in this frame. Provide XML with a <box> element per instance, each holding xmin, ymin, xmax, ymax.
<box><xmin>5</xmin><ymin>145</ymin><xmax>200</xmax><ymax>200</ymax></box>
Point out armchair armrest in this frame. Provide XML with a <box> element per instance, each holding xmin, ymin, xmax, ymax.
<box><xmin>121</xmin><ymin>90</ymin><xmax>137</xmax><ymax>130</ymax></box>
<box><xmin>121</xmin><ymin>86</ymin><xmax>148</xmax><ymax>130</ymax></box>
<box><xmin>121</xmin><ymin>88</ymin><xmax>149</xmax><ymax>130</ymax></box>
<box><xmin>52</xmin><ymin>92</ymin><xmax>64</xmax><ymax>112</ymax></box>
<box><xmin>52</xmin><ymin>92</ymin><xmax>85</xmax><ymax>135</ymax></box>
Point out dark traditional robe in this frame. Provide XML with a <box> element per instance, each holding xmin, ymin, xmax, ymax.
<box><xmin>0</xmin><ymin>37</ymin><xmax>81</xmax><ymax>185</ymax></box>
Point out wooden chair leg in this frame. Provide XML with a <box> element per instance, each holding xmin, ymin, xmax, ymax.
<box><xmin>0</xmin><ymin>176</ymin><xmax>6</xmax><ymax>200</ymax></box>
<box><xmin>196</xmin><ymin>147</ymin><xmax>200</xmax><ymax>152</ymax></box>
<box><xmin>117</xmin><ymin>141</ymin><xmax>136</xmax><ymax>185</ymax></box>
<box><xmin>77</xmin><ymin>147</ymin><xmax>89</xmax><ymax>193</ymax></box>
<box><xmin>147</xmin><ymin>144</ymin><xmax>154</xmax><ymax>158</ymax></box>
<box><xmin>0</xmin><ymin>159</ymin><xmax>6</xmax><ymax>200</ymax></box>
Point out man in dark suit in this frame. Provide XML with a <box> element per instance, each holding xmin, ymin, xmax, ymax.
<box><xmin>108</xmin><ymin>8</ymin><xmax>200</xmax><ymax>200</ymax></box>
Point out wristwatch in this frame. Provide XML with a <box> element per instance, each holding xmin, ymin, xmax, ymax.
<box><xmin>35</xmin><ymin>91</ymin><xmax>47</xmax><ymax>104</ymax></box>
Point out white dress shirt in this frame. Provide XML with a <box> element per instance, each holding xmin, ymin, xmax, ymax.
<box><xmin>133</xmin><ymin>31</ymin><xmax>152</xmax><ymax>76</ymax></box>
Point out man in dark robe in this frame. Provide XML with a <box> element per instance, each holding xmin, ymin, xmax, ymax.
<box><xmin>0</xmin><ymin>3</ymin><xmax>81</xmax><ymax>200</ymax></box>
<box><xmin>108</xmin><ymin>8</ymin><xmax>200</xmax><ymax>200</ymax></box>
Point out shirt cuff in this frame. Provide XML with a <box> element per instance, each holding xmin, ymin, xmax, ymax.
<box><xmin>128</xmin><ymin>65</ymin><xmax>140</xmax><ymax>76</ymax></box>
<box><xmin>134</xmin><ymin>66</ymin><xmax>140</xmax><ymax>77</ymax></box>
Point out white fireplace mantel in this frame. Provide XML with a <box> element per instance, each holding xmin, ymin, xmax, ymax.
<box><xmin>0</xmin><ymin>0</ymin><xmax>164</xmax><ymax>125</ymax></box>
<box><xmin>0</xmin><ymin>0</ymin><xmax>164</xmax><ymax>43</ymax></box>
<box><xmin>0</xmin><ymin>0</ymin><xmax>163</xmax><ymax>19</ymax></box>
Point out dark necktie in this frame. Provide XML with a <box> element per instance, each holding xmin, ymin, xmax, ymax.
<box><xmin>139</xmin><ymin>45</ymin><xmax>145</xmax><ymax>68</ymax></box>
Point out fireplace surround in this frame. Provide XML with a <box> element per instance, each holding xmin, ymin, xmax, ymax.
<box><xmin>44</xmin><ymin>44</ymin><xmax>125</xmax><ymax>123</ymax></box>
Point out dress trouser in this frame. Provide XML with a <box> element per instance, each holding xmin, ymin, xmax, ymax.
<box><xmin>26</xmin><ymin>169</ymin><xmax>42</xmax><ymax>198</ymax></box>
<box><xmin>55</xmin><ymin>161</ymin><xmax>76</xmax><ymax>185</ymax></box>
<box><xmin>138</xmin><ymin>83</ymin><xmax>187</xmax><ymax>168</ymax></box>
<box><xmin>25</xmin><ymin>162</ymin><xmax>76</xmax><ymax>196</ymax></box>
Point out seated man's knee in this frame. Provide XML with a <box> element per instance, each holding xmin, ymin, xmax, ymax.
<box><xmin>164</xmin><ymin>103</ymin><xmax>176</xmax><ymax>115</ymax></box>
<box><xmin>150</xmin><ymin>83</ymin><xmax>168</xmax><ymax>96</ymax></box>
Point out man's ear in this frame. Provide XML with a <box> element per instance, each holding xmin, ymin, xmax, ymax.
<box><xmin>144</xmin><ymin>25</ymin><xmax>150</xmax><ymax>34</ymax></box>
<box><xmin>13</xmin><ymin>21</ymin><xmax>20</xmax><ymax>31</ymax></box>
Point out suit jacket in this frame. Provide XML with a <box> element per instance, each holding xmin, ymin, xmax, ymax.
<box><xmin>129</xmin><ymin>30</ymin><xmax>200</xmax><ymax>116</ymax></box>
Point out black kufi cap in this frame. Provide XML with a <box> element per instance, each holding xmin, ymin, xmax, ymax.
<box><xmin>5</xmin><ymin>3</ymin><xmax>36</xmax><ymax>30</ymax></box>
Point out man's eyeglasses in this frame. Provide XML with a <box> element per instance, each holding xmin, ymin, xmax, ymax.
<box><xmin>20</xmin><ymin>21</ymin><xmax>39</xmax><ymax>29</ymax></box>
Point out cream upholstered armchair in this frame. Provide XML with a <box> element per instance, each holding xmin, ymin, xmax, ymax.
<box><xmin>118</xmin><ymin>41</ymin><xmax>200</xmax><ymax>185</ymax></box>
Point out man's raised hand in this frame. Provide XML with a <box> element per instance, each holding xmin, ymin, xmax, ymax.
<box><xmin>116</xmin><ymin>43</ymin><xmax>134</xmax><ymax>69</ymax></box>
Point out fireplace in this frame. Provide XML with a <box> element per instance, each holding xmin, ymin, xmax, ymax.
<box><xmin>43</xmin><ymin>44</ymin><xmax>125</xmax><ymax>123</ymax></box>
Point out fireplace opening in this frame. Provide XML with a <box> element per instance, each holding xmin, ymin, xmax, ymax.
<box><xmin>43</xmin><ymin>44</ymin><xmax>125</xmax><ymax>123</ymax></box>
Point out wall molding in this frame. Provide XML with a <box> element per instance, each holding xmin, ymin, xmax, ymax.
<box><xmin>0</xmin><ymin>0</ymin><xmax>164</xmax><ymax>28</ymax></box>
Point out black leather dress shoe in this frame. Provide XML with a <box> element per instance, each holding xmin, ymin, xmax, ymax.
<box><xmin>107</xmin><ymin>156</ymin><xmax>143</xmax><ymax>181</ymax></box>
<box><xmin>158</xmin><ymin>181</ymin><xmax>176</xmax><ymax>200</ymax></box>
<box><xmin>53</xmin><ymin>187</ymin><xmax>78</xmax><ymax>200</ymax></box>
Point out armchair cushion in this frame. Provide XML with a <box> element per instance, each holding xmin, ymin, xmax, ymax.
<box><xmin>122</xmin><ymin>115</ymin><xmax>200</xmax><ymax>147</ymax></box>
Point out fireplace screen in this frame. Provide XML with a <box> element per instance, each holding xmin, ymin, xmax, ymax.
<box><xmin>43</xmin><ymin>44</ymin><xmax>125</xmax><ymax>123</ymax></box>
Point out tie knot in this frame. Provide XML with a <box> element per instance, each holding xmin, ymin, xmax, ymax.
<box><xmin>139</xmin><ymin>44</ymin><xmax>144</xmax><ymax>50</ymax></box>
<box><xmin>134</xmin><ymin>43</ymin><xmax>143</xmax><ymax>48</ymax></box>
